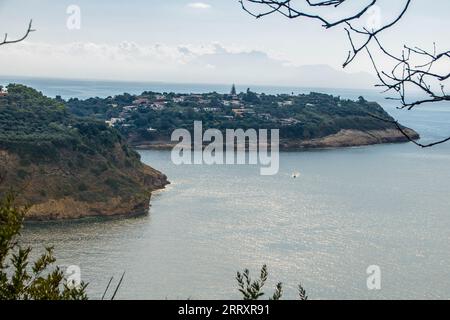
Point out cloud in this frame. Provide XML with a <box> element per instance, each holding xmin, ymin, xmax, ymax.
<box><xmin>0</xmin><ymin>41</ymin><xmax>376</xmax><ymax>89</ymax></box>
<box><xmin>187</xmin><ymin>2</ymin><xmax>211</xmax><ymax>9</ymax></box>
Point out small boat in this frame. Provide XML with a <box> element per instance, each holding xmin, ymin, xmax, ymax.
<box><xmin>292</xmin><ymin>171</ymin><xmax>300</xmax><ymax>179</ymax></box>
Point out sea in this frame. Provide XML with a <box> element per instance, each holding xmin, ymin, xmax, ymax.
<box><xmin>3</xmin><ymin>76</ymin><xmax>450</xmax><ymax>300</ymax></box>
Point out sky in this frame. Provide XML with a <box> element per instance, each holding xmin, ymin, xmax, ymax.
<box><xmin>0</xmin><ymin>0</ymin><xmax>448</xmax><ymax>89</ymax></box>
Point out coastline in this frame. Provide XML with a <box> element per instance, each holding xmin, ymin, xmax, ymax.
<box><xmin>0</xmin><ymin>148</ymin><xmax>170</xmax><ymax>221</ymax></box>
<box><xmin>21</xmin><ymin>128</ymin><xmax>417</xmax><ymax>221</ymax></box>
<box><xmin>24</xmin><ymin>184</ymin><xmax>168</xmax><ymax>221</ymax></box>
<box><xmin>132</xmin><ymin>128</ymin><xmax>420</xmax><ymax>151</ymax></box>
<box><xmin>23</xmin><ymin>167</ymin><xmax>170</xmax><ymax>221</ymax></box>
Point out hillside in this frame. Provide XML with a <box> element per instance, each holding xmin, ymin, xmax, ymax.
<box><xmin>65</xmin><ymin>88</ymin><xmax>419</xmax><ymax>149</ymax></box>
<box><xmin>0</xmin><ymin>84</ymin><xmax>168</xmax><ymax>220</ymax></box>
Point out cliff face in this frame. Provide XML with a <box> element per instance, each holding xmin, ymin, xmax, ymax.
<box><xmin>131</xmin><ymin>127</ymin><xmax>420</xmax><ymax>150</ymax></box>
<box><xmin>0</xmin><ymin>84</ymin><xmax>168</xmax><ymax>220</ymax></box>
<box><xmin>0</xmin><ymin>143</ymin><xmax>168</xmax><ymax>221</ymax></box>
<box><xmin>279</xmin><ymin>128</ymin><xmax>420</xmax><ymax>150</ymax></box>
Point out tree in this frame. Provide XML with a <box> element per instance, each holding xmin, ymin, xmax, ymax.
<box><xmin>239</xmin><ymin>0</ymin><xmax>449</xmax><ymax>147</ymax></box>
<box><xmin>231</xmin><ymin>84</ymin><xmax>237</xmax><ymax>96</ymax></box>
<box><xmin>244</xmin><ymin>88</ymin><xmax>260</xmax><ymax>103</ymax></box>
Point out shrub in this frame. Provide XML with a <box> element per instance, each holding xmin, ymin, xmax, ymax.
<box><xmin>0</xmin><ymin>192</ymin><xmax>88</xmax><ymax>300</ymax></box>
<box><xmin>236</xmin><ymin>265</ymin><xmax>308</xmax><ymax>300</ymax></box>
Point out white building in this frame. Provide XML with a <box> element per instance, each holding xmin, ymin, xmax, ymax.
<box><xmin>0</xmin><ymin>86</ymin><xmax>8</xmax><ymax>96</ymax></box>
<box><xmin>203</xmin><ymin>107</ymin><xmax>220</xmax><ymax>112</ymax></box>
<box><xmin>173</xmin><ymin>97</ymin><xmax>185</xmax><ymax>103</ymax></box>
<box><xmin>123</xmin><ymin>105</ymin><xmax>138</xmax><ymax>112</ymax></box>
<box><xmin>105</xmin><ymin>118</ymin><xmax>125</xmax><ymax>127</ymax></box>
<box><xmin>150</xmin><ymin>102</ymin><xmax>166</xmax><ymax>110</ymax></box>
<box><xmin>277</xmin><ymin>100</ymin><xmax>294</xmax><ymax>107</ymax></box>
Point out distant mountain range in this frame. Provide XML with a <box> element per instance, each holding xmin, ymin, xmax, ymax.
<box><xmin>0</xmin><ymin>42</ymin><xmax>377</xmax><ymax>90</ymax></box>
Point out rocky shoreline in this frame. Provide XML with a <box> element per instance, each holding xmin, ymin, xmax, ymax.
<box><xmin>1</xmin><ymin>147</ymin><xmax>169</xmax><ymax>221</ymax></box>
<box><xmin>24</xmin><ymin>168</ymin><xmax>169</xmax><ymax>221</ymax></box>
<box><xmin>132</xmin><ymin>128</ymin><xmax>420</xmax><ymax>151</ymax></box>
<box><xmin>1</xmin><ymin>84</ymin><xmax>418</xmax><ymax>222</ymax></box>
<box><xmin>9</xmin><ymin>127</ymin><xmax>418</xmax><ymax>221</ymax></box>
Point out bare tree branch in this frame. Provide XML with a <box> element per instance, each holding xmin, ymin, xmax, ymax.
<box><xmin>240</xmin><ymin>0</ymin><xmax>450</xmax><ymax>147</ymax></box>
<box><xmin>0</xmin><ymin>20</ymin><xmax>35</xmax><ymax>47</ymax></box>
<box><xmin>369</xmin><ymin>113</ymin><xmax>450</xmax><ymax>148</ymax></box>
<box><xmin>366</xmin><ymin>39</ymin><xmax>449</xmax><ymax>110</ymax></box>
<box><xmin>239</xmin><ymin>1</ymin><xmax>411</xmax><ymax>66</ymax></box>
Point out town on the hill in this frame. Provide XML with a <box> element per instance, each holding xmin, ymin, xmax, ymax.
<box><xmin>64</xmin><ymin>84</ymin><xmax>399</xmax><ymax>146</ymax></box>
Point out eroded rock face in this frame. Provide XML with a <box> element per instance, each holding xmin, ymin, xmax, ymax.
<box><xmin>0</xmin><ymin>147</ymin><xmax>169</xmax><ymax>221</ymax></box>
<box><xmin>26</xmin><ymin>195</ymin><xmax>149</xmax><ymax>220</ymax></box>
<box><xmin>279</xmin><ymin>128</ymin><xmax>420</xmax><ymax>150</ymax></box>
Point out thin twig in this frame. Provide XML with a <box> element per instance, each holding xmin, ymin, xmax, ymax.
<box><xmin>0</xmin><ymin>20</ymin><xmax>35</xmax><ymax>47</ymax></box>
<box><xmin>101</xmin><ymin>276</ymin><xmax>114</xmax><ymax>300</ymax></box>
<box><xmin>369</xmin><ymin>113</ymin><xmax>450</xmax><ymax>148</ymax></box>
<box><xmin>111</xmin><ymin>272</ymin><xmax>125</xmax><ymax>300</ymax></box>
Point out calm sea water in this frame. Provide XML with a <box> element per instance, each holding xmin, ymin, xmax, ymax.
<box><xmin>13</xmin><ymin>77</ymin><xmax>450</xmax><ymax>299</ymax></box>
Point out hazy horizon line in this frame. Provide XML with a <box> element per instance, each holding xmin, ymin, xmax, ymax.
<box><xmin>0</xmin><ymin>74</ymin><xmax>383</xmax><ymax>94</ymax></box>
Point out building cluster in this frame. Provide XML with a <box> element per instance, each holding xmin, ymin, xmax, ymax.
<box><xmin>105</xmin><ymin>85</ymin><xmax>303</xmax><ymax>129</ymax></box>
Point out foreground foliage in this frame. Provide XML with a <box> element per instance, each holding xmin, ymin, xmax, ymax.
<box><xmin>1</xmin><ymin>191</ymin><xmax>307</xmax><ymax>300</ymax></box>
<box><xmin>237</xmin><ymin>265</ymin><xmax>307</xmax><ymax>300</ymax></box>
<box><xmin>0</xmin><ymin>192</ymin><xmax>88</xmax><ymax>300</ymax></box>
